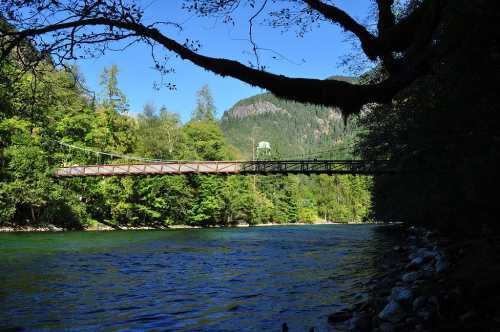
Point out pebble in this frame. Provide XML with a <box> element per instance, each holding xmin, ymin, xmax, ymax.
<box><xmin>378</xmin><ymin>300</ymin><xmax>405</xmax><ymax>323</ymax></box>
<box><xmin>407</xmin><ymin>256</ymin><xmax>424</xmax><ymax>270</ymax></box>
<box><xmin>417</xmin><ymin>248</ymin><xmax>437</xmax><ymax>261</ymax></box>
<box><xmin>422</xmin><ymin>264</ymin><xmax>434</xmax><ymax>275</ymax></box>
<box><xmin>414</xmin><ymin>323</ymin><xmax>425</xmax><ymax>331</ymax></box>
<box><xmin>389</xmin><ymin>287</ymin><xmax>413</xmax><ymax>304</ymax></box>
<box><xmin>459</xmin><ymin>310</ymin><xmax>477</xmax><ymax>323</ymax></box>
<box><xmin>435</xmin><ymin>257</ymin><xmax>448</xmax><ymax>273</ymax></box>
<box><xmin>392</xmin><ymin>245</ymin><xmax>402</xmax><ymax>252</ymax></box>
<box><xmin>412</xmin><ymin>296</ymin><xmax>427</xmax><ymax>311</ymax></box>
<box><xmin>402</xmin><ymin>271</ymin><xmax>421</xmax><ymax>283</ymax></box>
<box><xmin>409</xmin><ymin>252</ymin><xmax>418</xmax><ymax>260</ymax></box>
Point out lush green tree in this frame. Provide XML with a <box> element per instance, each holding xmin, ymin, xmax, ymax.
<box><xmin>188</xmin><ymin>175</ymin><xmax>225</xmax><ymax>226</ymax></box>
<box><xmin>193</xmin><ymin>84</ymin><xmax>216</xmax><ymax>122</ymax></box>
<box><xmin>135</xmin><ymin>104</ymin><xmax>184</xmax><ymax>160</ymax></box>
<box><xmin>183</xmin><ymin>120</ymin><xmax>227</xmax><ymax>161</ymax></box>
<box><xmin>220</xmin><ymin>176</ymin><xmax>255</xmax><ymax>225</ymax></box>
<box><xmin>0</xmin><ymin>64</ymin><xmax>94</xmax><ymax>228</ymax></box>
<box><xmin>99</xmin><ymin>64</ymin><xmax>128</xmax><ymax>113</ymax></box>
<box><xmin>90</xmin><ymin>64</ymin><xmax>134</xmax><ymax>167</ymax></box>
<box><xmin>311</xmin><ymin>174</ymin><xmax>372</xmax><ymax>223</ymax></box>
<box><xmin>135</xmin><ymin>175</ymin><xmax>193</xmax><ymax>226</ymax></box>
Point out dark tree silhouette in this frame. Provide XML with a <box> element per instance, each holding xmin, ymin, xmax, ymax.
<box><xmin>0</xmin><ymin>0</ymin><xmax>450</xmax><ymax>115</ymax></box>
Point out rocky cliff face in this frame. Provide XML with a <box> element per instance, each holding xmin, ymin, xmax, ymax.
<box><xmin>228</xmin><ymin>100</ymin><xmax>289</xmax><ymax>119</ymax></box>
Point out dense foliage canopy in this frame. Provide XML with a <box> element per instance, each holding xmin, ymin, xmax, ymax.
<box><xmin>355</xmin><ymin>0</ymin><xmax>500</xmax><ymax>234</ymax></box>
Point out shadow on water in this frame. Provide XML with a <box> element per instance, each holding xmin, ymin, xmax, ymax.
<box><xmin>0</xmin><ymin>225</ymin><xmax>401</xmax><ymax>332</ymax></box>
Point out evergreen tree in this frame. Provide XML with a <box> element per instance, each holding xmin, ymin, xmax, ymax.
<box><xmin>99</xmin><ymin>64</ymin><xmax>128</xmax><ymax>113</ymax></box>
<box><xmin>192</xmin><ymin>84</ymin><xmax>215</xmax><ymax>122</ymax></box>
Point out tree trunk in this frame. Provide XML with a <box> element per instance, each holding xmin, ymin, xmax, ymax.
<box><xmin>30</xmin><ymin>206</ymin><xmax>37</xmax><ymax>224</ymax></box>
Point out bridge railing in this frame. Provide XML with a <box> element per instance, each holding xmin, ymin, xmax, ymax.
<box><xmin>54</xmin><ymin>160</ymin><xmax>397</xmax><ymax>177</ymax></box>
<box><xmin>54</xmin><ymin>161</ymin><xmax>242</xmax><ymax>177</ymax></box>
<box><xmin>240</xmin><ymin>160</ymin><xmax>396</xmax><ymax>175</ymax></box>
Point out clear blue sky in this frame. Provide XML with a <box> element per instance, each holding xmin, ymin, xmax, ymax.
<box><xmin>76</xmin><ymin>0</ymin><xmax>372</xmax><ymax>122</ymax></box>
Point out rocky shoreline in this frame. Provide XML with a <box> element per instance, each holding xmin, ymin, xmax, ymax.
<box><xmin>327</xmin><ymin>226</ymin><xmax>451</xmax><ymax>332</ymax></box>
<box><xmin>0</xmin><ymin>221</ymin><xmax>390</xmax><ymax>232</ymax></box>
<box><xmin>325</xmin><ymin>225</ymin><xmax>500</xmax><ymax>332</ymax></box>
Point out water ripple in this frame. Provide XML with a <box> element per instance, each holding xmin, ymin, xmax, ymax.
<box><xmin>0</xmin><ymin>225</ymin><xmax>399</xmax><ymax>331</ymax></box>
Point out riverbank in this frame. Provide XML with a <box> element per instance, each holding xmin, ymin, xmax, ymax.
<box><xmin>325</xmin><ymin>225</ymin><xmax>451</xmax><ymax>331</ymax></box>
<box><xmin>0</xmin><ymin>220</ymin><xmax>390</xmax><ymax>232</ymax></box>
<box><xmin>325</xmin><ymin>225</ymin><xmax>500</xmax><ymax>332</ymax></box>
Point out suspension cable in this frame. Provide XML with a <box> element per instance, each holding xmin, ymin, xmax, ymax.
<box><xmin>52</xmin><ymin>140</ymin><xmax>165</xmax><ymax>163</ymax></box>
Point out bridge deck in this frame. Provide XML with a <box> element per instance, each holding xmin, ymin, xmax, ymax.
<box><xmin>54</xmin><ymin>160</ymin><xmax>395</xmax><ymax>177</ymax></box>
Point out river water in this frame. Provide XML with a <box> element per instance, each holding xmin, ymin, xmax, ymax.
<box><xmin>0</xmin><ymin>225</ymin><xmax>398</xmax><ymax>331</ymax></box>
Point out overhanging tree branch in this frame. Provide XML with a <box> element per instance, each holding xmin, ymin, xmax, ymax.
<box><xmin>2</xmin><ymin>16</ymin><xmax>437</xmax><ymax>115</ymax></box>
<box><xmin>302</xmin><ymin>0</ymin><xmax>381</xmax><ymax>60</ymax></box>
<box><xmin>376</xmin><ymin>0</ymin><xmax>395</xmax><ymax>35</ymax></box>
<box><xmin>379</xmin><ymin>0</ymin><xmax>445</xmax><ymax>53</ymax></box>
<box><xmin>302</xmin><ymin>0</ymin><xmax>444</xmax><ymax>61</ymax></box>
<box><xmin>0</xmin><ymin>0</ymin><xmax>449</xmax><ymax>115</ymax></box>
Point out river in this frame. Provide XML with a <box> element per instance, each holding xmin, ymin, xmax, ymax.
<box><xmin>0</xmin><ymin>225</ymin><xmax>399</xmax><ymax>331</ymax></box>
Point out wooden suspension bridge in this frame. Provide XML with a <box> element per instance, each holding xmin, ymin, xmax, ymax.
<box><xmin>52</xmin><ymin>140</ymin><xmax>398</xmax><ymax>177</ymax></box>
<box><xmin>54</xmin><ymin>159</ymin><xmax>397</xmax><ymax>177</ymax></box>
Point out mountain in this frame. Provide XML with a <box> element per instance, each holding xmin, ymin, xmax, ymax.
<box><xmin>220</xmin><ymin>82</ymin><xmax>359</xmax><ymax>160</ymax></box>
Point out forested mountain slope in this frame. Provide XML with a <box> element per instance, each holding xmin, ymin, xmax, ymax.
<box><xmin>220</xmin><ymin>85</ymin><xmax>358</xmax><ymax>160</ymax></box>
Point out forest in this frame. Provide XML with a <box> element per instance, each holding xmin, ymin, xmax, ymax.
<box><xmin>0</xmin><ymin>61</ymin><xmax>372</xmax><ymax>230</ymax></box>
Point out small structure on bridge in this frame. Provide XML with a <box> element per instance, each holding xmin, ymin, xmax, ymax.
<box><xmin>256</xmin><ymin>141</ymin><xmax>271</xmax><ymax>159</ymax></box>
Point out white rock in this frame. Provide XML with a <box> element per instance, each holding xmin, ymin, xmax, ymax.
<box><xmin>389</xmin><ymin>287</ymin><xmax>413</xmax><ymax>304</ymax></box>
<box><xmin>378</xmin><ymin>300</ymin><xmax>405</xmax><ymax>323</ymax></box>
<box><xmin>47</xmin><ymin>224</ymin><xmax>63</xmax><ymax>231</ymax></box>
<box><xmin>407</xmin><ymin>256</ymin><xmax>424</xmax><ymax>270</ymax></box>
